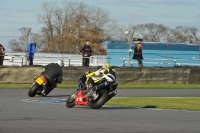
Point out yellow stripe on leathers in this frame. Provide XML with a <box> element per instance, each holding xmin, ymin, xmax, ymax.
<box><xmin>86</xmin><ymin>68</ymin><xmax>116</xmax><ymax>83</ymax></box>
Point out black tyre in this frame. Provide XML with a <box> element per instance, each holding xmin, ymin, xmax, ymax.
<box><xmin>89</xmin><ymin>89</ymin><xmax>108</xmax><ymax>109</ymax></box>
<box><xmin>28</xmin><ymin>83</ymin><xmax>40</xmax><ymax>97</ymax></box>
<box><xmin>66</xmin><ymin>91</ymin><xmax>77</xmax><ymax>108</ymax></box>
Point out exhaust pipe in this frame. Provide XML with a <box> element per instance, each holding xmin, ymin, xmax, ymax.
<box><xmin>94</xmin><ymin>81</ymin><xmax>108</xmax><ymax>91</ymax></box>
<box><xmin>109</xmin><ymin>90</ymin><xmax>117</xmax><ymax>98</ymax></box>
<box><xmin>106</xmin><ymin>90</ymin><xmax>117</xmax><ymax>102</ymax></box>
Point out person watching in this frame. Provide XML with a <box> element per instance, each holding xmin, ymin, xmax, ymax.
<box><xmin>80</xmin><ymin>40</ymin><xmax>92</xmax><ymax>67</ymax></box>
<box><xmin>0</xmin><ymin>44</ymin><xmax>5</xmax><ymax>66</ymax></box>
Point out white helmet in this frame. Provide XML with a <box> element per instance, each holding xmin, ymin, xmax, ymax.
<box><xmin>102</xmin><ymin>62</ymin><xmax>111</xmax><ymax>69</ymax></box>
<box><xmin>57</xmin><ymin>60</ymin><xmax>64</xmax><ymax>67</ymax></box>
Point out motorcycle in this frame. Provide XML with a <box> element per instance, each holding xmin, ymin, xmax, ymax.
<box><xmin>28</xmin><ymin>74</ymin><xmax>52</xmax><ymax>97</ymax></box>
<box><xmin>66</xmin><ymin>73</ymin><xmax>118</xmax><ymax>109</ymax></box>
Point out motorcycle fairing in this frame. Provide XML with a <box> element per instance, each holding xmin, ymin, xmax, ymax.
<box><xmin>75</xmin><ymin>90</ymin><xmax>89</xmax><ymax>106</ymax></box>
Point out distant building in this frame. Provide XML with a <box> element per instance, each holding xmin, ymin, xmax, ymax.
<box><xmin>101</xmin><ymin>40</ymin><xmax>200</xmax><ymax>67</ymax></box>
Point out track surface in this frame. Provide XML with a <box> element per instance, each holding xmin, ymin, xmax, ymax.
<box><xmin>1</xmin><ymin>89</ymin><xmax>200</xmax><ymax>133</ymax></box>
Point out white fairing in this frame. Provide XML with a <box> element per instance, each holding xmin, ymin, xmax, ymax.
<box><xmin>95</xmin><ymin>68</ymin><xmax>103</xmax><ymax>76</ymax></box>
<box><xmin>103</xmin><ymin>74</ymin><xmax>115</xmax><ymax>82</ymax></box>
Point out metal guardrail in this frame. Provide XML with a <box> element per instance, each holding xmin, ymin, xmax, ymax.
<box><xmin>2</xmin><ymin>52</ymin><xmax>200</xmax><ymax>67</ymax></box>
<box><xmin>3</xmin><ymin>53</ymin><xmax>106</xmax><ymax>66</ymax></box>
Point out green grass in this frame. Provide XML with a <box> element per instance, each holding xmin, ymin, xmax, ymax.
<box><xmin>117</xmin><ymin>84</ymin><xmax>200</xmax><ymax>89</ymax></box>
<box><xmin>0</xmin><ymin>84</ymin><xmax>76</xmax><ymax>89</ymax></box>
<box><xmin>0</xmin><ymin>83</ymin><xmax>200</xmax><ymax>89</ymax></box>
<box><xmin>105</xmin><ymin>97</ymin><xmax>200</xmax><ymax>111</ymax></box>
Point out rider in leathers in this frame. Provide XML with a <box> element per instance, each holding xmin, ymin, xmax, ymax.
<box><xmin>84</xmin><ymin>63</ymin><xmax>117</xmax><ymax>96</ymax></box>
<box><xmin>41</xmin><ymin>60</ymin><xmax>64</xmax><ymax>95</ymax></box>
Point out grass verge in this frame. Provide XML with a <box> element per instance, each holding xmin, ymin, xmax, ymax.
<box><xmin>0</xmin><ymin>83</ymin><xmax>200</xmax><ymax>89</ymax></box>
<box><xmin>105</xmin><ymin>97</ymin><xmax>200</xmax><ymax>111</ymax></box>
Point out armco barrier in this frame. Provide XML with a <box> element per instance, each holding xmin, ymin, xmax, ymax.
<box><xmin>0</xmin><ymin>66</ymin><xmax>199</xmax><ymax>84</ymax></box>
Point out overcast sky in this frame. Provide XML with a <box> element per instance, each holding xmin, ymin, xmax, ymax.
<box><xmin>0</xmin><ymin>0</ymin><xmax>200</xmax><ymax>36</ymax></box>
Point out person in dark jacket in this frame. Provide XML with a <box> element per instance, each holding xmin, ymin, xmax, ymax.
<box><xmin>133</xmin><ymin>43</ymin><xmax>143</xmax><ymax>68</ymax></box>
<box><xmin>41</xmin><ymin>60</ymin><xmax>64</xmax><ymax>95</ymax></box>
<box><xmin>80</xmin><ymin>40</ymin><xmax>92</xmax><ymax>67</ymax></box>
<box><xmin>0</xmin><ymin>44</ymin><xmax>5</xmax><ymax>66</ymax></box>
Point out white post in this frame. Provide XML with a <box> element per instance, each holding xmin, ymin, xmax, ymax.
<box><xmin>125</xmin><ymin>30</ymin><xmax>135</xmax><ymax>67</ymax></box>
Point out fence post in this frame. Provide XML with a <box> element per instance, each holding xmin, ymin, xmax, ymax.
<box><xmin>96</xmin><ymin>55</ymin><xmax>98</xmax><ymax>67</ymax></box>
<box><xmin>25</xmin><ymin>27</ymin><xmax>31</xmax><ymax>66</ymax></box>
<box><xmin>174</xmin><ymin>60</ymin><xmax>176</xmax><ymax>66</ymax></box>
<box><xmin>21</xmin><ymin>56</ymin><xmax>24</xmax><ymax>66</ymax></box>
<box><xmin>123</xmin><ymin>59</ymin><xmax>125</xmax><ymax>67</ymax></box>
<box><xmin>68</xmin><ymin>57</ymin><xmax>70</xmax><ymax>66</ymax></box>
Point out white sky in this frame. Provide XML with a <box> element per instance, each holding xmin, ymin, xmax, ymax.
<box><xmin>0</xmin><ymin>0</ymin><xmax>200</xmax><ymax>36</ymax></box>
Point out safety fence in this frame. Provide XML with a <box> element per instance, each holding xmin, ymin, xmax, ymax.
<box><xmin>1</xmin><ymin>36</ymin><xmax>200</xmax><ymax>67</ymax></box>
<box><xmin>3</xmin><ymin>52</ymin><xmax>106</xmax><ymax>66</ymax></box>
<box><xmin>2</xmin><ymin>52</ymin><xmax>200</xmax><ymax>67</ymax></box>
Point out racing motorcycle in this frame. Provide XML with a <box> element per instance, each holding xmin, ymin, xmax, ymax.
<box><xmin>28</xmin><ymin>74</ymin><xmax>52</xmax><ymax>97</ymax></box>
<box><xmin>66</xmin><ymin>73</ymin><xmax>118</xmax><ymax>109</ymax></box>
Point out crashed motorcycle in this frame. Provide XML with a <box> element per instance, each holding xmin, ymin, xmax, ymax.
<box><xmin>28</xmin><ymin>74</ymin><xmax>53</xmax><ymax>97</ymax></box>
<box><xmin>66</xmin><ymin>73</ymin><xmax>118</xmax><ymax>109</ymax></box>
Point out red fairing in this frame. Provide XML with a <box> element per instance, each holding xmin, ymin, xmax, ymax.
<box><xmin>38</xmin><ymin>74</ymin><xmax>48</xmax><ymax>84</ymax></box>
<box><xmin>75</xmin><ymin>90</ymin><xmax>89</xmax><ymax>106</ymax></box>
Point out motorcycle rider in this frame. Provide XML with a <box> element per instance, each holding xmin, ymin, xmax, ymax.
<box><xmin>84</xmin><ymin>62</ymin><xmax>117</xmax><ymax>96</ymax></box>
<box><xmin>40</xmin><ymin>60</ymin><xmax>64</xmax><ymax>96</ymax></box>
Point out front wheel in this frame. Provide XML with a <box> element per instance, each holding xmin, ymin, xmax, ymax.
<box><xmin>28</xmin><ymin>83</ymin><xmax>40</xmax><ymax>97</ymax></box>
<box><xmin>66</xmin><ymin>91</ymin><xmax>77</xmax><ymax>108</ymax></box>
<box><xmin>89</xmin><ymin>89</ymin><xmax>108</xmax><ymax>109</ymax></box>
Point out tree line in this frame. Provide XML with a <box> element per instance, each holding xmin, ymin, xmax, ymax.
<box><xmin>9</xmin><ymin>1</ymin><xmax>200</xmax><ymax>54</ymax></box>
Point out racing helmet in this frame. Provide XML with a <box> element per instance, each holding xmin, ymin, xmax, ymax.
<box><xmin>102</xmin><ymin>62</ymin><xmax>111</xmax><ymax>69</ymax></box>
<box><xmin>57</xmin><ymin>60</ymin><xmax>64</xmax><ymax>67</ymax></box>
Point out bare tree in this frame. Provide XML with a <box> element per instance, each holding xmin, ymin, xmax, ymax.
<box><xmin>188</xmin><ymin>27</ymin><xmax>199</xmax><ymax>43</ymax></box>
<box><xmin>37</xmin><ymin>1</ymin><xmax>114</xmax><ymax>54</ymax></box>
<box><xmin>38</xmin><ymin>2</ymin><xmax>56</xmax><ymax>52</ymax></box>
<box><xmin>169</xmin><ymin>26</ymin><xmax>199</xmax><ymax>43</ymax></box>
<box><xmin>133</xmin><ymin>23</ymin><xmax>169</xmax><ymax>42</ymax></box>
<box><xmin>8</xmin><ymin>27</ymin><xmax>42</xmax><ymax>52</ymax></box>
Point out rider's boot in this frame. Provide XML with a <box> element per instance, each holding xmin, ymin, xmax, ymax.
<box><xmin>42</xmin><ymin>86</ymin><xmax>54</xmax><ymax>96</ymax></box>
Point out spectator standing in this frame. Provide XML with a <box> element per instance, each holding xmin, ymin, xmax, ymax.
<box><xmin>0</xmin><ymin>44</ymin><xmax>5</xmax><ymax>66</ymax></box>
<box><xmin>80</xmin><ymin>40</ymin><xmax>92</xmax><ymax>67</ymax></box>
<box><xmin>27</xmin><ymin>43</ymin><xmax>36</xmax><ymax>65</ymax></box>
<box><xmin>132</xmin><ymin>43</ymin><xmax>143</xmax><ymax>68</ymax></box>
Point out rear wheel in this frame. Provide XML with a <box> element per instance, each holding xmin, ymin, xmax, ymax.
<box><xmin>66</xmin><ymin>91</ymin><xmax>77</xmax><ymax>108</ymax></box>
<box><xmin>89</xmin><ymin>89</ymin><xmax>108</xmax><ymax>109</ymax></box>
<box><xmin>28</xmin><ymin>83</ymin><xmax>40</xmax><ymax>97</ymax></box>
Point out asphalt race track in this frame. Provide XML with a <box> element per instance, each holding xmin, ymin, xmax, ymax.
<box><xmin>1</xmin><ymin>89</ymin><xmax>200</xmax><ymax>133</ymax></box>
